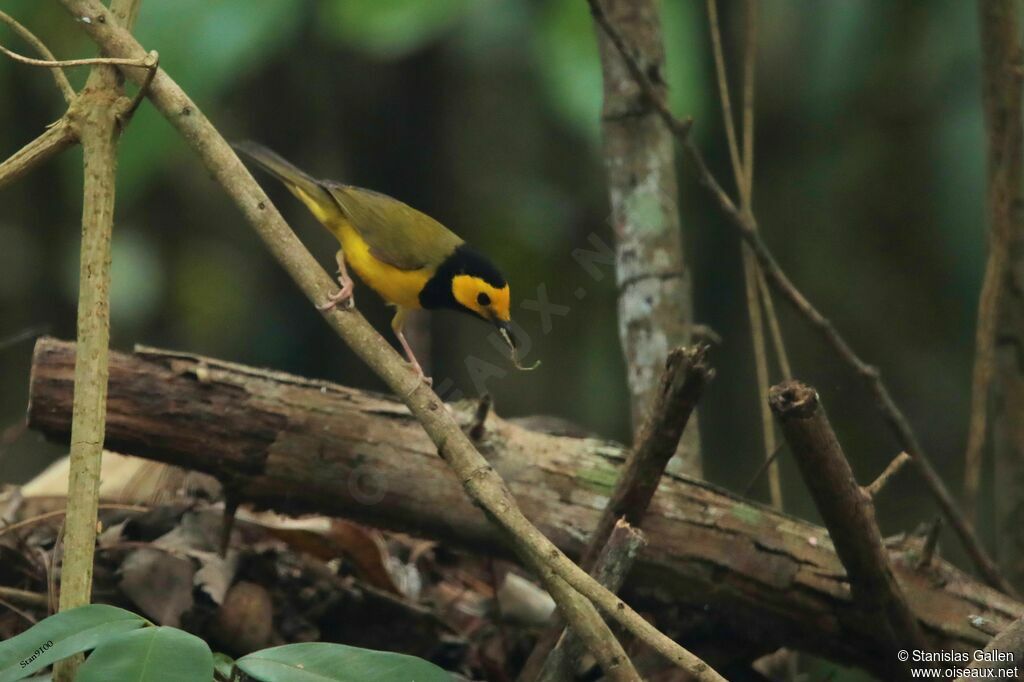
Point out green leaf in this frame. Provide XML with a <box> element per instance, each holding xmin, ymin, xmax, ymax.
<box><xmin>236</xmin><ymin>642</ymin><xmax>451</xmax><ymax>682</ymax></box>
<box><xmin>75</xmin><ymin>627</ymin><xmax>213</xmax><ymax>682</ymax></box>
<box><xmin>213</xmin><ymin>653</ymin><xmax>235</xmax><ymax>681</ymax></box>
<box><xmin>0</xmin><ymin>605</ymin><xmax>146</xmax><ymax>682</ymax></box>
<box><xmin>319</xmin><ymin>0</ymin><xmax>473</xmax><ymax>59</ymax></box>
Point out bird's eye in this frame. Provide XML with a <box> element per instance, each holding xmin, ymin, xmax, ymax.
<box><xmin>477</xmin><ymin>292</ymin><xmax>491</xmax><ymax>306</ymax></box>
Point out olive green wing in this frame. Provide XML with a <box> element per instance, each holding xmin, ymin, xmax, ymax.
<box><xmin>325</xmin><ymin>184</ymin><xmax>463</xmax><ymax>271</ymax></box>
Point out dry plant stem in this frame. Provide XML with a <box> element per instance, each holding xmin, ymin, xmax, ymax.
<box><xmin>0</xmin><ymin>119</ymin><xmax>77</xmax><ymax>191</ymax></box>
<box><xmin>758</xmin><ymin>267</ymin><xmax>792</xmax><ymax>379</ymax></box>
<box><xmin>56</xmin><ymin>4</ymin><xmax>723</xmax><ymax>679</ymax></box>
<box><xmin>706</xmin><ymin>0</ymin><xmax>786</xmax><ymax>508</ymax></box>
<box><xmin>591</xmin><ymin>0</ymin><xmax>701</xmax><ymax>477</ymax></box>
<box><xmin>0</xmin><ymin>10</ymin><xmax>74</xmax><ymax>102</ymax></box>
<box><xmin>0</xmin><ymin>43</ymin><xmax>150</xmax><ymax>70</ymax></box>
<box><xmin>916</xmin><ymin>518</ymin><xmax>943</xmax><ymax>571</ymax></box>
<box><xmin>537</xmin><ymin>521</ymin><xmax>646</xmax><ymax>682</ymax></box>
<box><xmin>769</xmin><ymin>381</ymin><xmax>930</xmax><ymax>678</ymax></box>
<box><xmin>865</xmin><ymin>451</ymin><xmax>911</xmax><ymax>498</ymax></box>
<box><xmin>964</xmin><ymin>0</ymin><xmax>1024</xmax><ymax>523</ymax></box>
<box><xmin>519</xmin><ymin>347</ymin><xmax>710</xmax><ymax>680</ymax></box>
<box><xmin>591</xmin><ymin>0</ymin><xmax>1012</xmax><ymax>597</ymax></box>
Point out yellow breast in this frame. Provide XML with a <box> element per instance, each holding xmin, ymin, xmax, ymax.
<box><xmin>326</xmin><ymin>215</ymin><xmax>430</xmax><ymax>310</ymax></box>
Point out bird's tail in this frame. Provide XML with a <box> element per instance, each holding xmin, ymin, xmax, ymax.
<box><xmin>232</xmin><ymin>141</ymin><xmax>335</xmax><ymax>218</ymax></box>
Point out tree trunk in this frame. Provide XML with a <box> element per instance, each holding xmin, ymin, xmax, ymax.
<box><xmin>977</xmin><ymin>0</ymin><xmax>1024</xmax><ymax>591</ymax></box>
<box><xmin>592</xmin><ymin>0</ymin><xmax>700</xmax><ymax>476</ymax></box>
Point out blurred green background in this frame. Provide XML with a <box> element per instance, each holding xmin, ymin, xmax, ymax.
<box><xmin>0</xmin><ymin>0</ymin><xmax>990</xmax><ymax>617</ymax></box>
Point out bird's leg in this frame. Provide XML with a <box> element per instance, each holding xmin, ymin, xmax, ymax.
<box><xmin>318</xmin><ymin>250</ymin><xmax>356</xmax><ymax>311</ymax></box>
<box><xmin>392</xmin><ymin>309</ymin><xmax>431</xmax><ymax>386</ymax></box>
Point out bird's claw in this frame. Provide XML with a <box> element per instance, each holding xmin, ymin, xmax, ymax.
<box><xmin>318</xmin><ymin>277</ymin><xmax>355</xmax><ymax>311</ymax></box>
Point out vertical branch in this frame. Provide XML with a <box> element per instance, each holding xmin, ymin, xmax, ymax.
<box><xmin>54</xmin><ymin>1</ymin><xmax>141</xmax><ymax>679</ymax></box>
<box><xmin>591</xmin><ymin>0</ymin><xmax>701</xmax><ymax>477</ymax></box>
<box><xmin>971</xmin><ymin>0</ymin><xmax>1024</xmax><ymax>591</ymax></box>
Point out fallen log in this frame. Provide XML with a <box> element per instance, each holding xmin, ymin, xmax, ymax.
<box><xmin>26</xmin><ymin>338</ymin><xmax>1023</xmax><ymax>676</ymax></box>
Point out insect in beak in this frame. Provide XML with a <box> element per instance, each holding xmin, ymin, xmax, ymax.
<box><xmin>495</xmin><ymin>320</ymin><xmax>540</xmax><ymax>372</ymax></box>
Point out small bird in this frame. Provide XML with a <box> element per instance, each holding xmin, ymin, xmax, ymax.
<box><xmin>234</xmin><ymin>141</ymin><xmax>518</xmax><ymax>380</ymax></box>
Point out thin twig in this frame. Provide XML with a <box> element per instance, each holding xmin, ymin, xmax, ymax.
<box><xmin>0</xmin><ymin>504</ymin><xmax>149</xmax><ymax>539</ymax></box>
<box><xmin>588</xmin><ymin>0</ymin><xmax>1014</xmax><ymax>597</ymax></box>
<box><xmin>0</xmin><ymin>119</ymin><xmax>78</xmax><ymax>191</ymax></box>
<box><xmin>468</xmin><ymin>394</ymin><xmax>492</xmax><ymax>442</ymax></box>
<box><xmin>916</xmin><ymin>518</ymin><xmax>943</xmax><ymax>571</ymax></box>
<box><xmin>865</xmin><ymin>452</ymin><xmax>912</xmax><ymax>499</ymax></box>
<box><xmin>706</xmin><ymin>0</ymin><xmax>743</xmax><ymax>193</ymax></box>
<box><xmin>740</xmin><ymin>0</ymin><xmax>756</xmax><ymax>204</ymax></box>
<box><xmin>118</xmin><ymin>50</ymin><xmax>159</xmax><ymax>126</ymax></box>
<box><xmin>769</xmin><ymin>381</ymin><xmax>932</xmax><ymax>677</ymax></box>
<box><xmin>0</xmin><ymin>42</ymin><xmax>150</xmax><ymax>70</ymax></box>
<box><xmin>758</xmin><ymin>267</ymin><xmax>793</xmax><ymax>379</ymax></box>
<box><xmin>58</xmin><ymin>4</ymin><xmax>725</xmax><ymax>678</ymax></box>
<box><xmin>0</xmin><ymin>325</ymin><xmax>51</xmax><ymax>353</ymax></box>
<box><xmin>742</xmin><ymin>442</ymin><xmax>785</xmax><ymax>497</ymax></box>
<box><xmin>0</xmin><ymin>10</ymin><xmax>74</xmax><ymax>102</ymax></box>
<box><xmin>706</xmin><ymin>0</ymin><xmax>787</xmax><ymax>509</ymax></box>
<box><xmin>0</xmin><ymin>596</ymin><xmax>38</xmax><ymax>625</ymax></box>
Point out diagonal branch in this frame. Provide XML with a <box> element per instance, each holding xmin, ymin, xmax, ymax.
<box><xmin>0</xmin><ymin>119</ymin><xmax>77</xmax><ymax>190</ymax></box>
<box><xmin>520</xmin><ymin>346</ymin><xmax>711</xmax><ymax>679</ymax></box>
<box><xmin>590</xmin><ymin>0</ymin><xmax>1014</xmax><ymax>597</ymax></box>
<box><xmin>0</xmin><ymin>10</ymin><xmax>74</xmax><ymax>102</ymax></box>
<box><xmin>55</xmin><ymin>3</ymin><xmax>724</xmax><ymax>679</ymax></box>
<box><xmin>769</xmin><ymin>381</ymin><xmax>931</xmax><ymax>679</ymax></box>
<box><xmin>537</xmin><ymin>521</ymin><xmax>646</xmax><ymax>682</ymax></box>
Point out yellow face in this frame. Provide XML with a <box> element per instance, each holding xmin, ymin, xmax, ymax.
<box><xmin>452</xmin><ymin>274</ymin><xmax>511</xmax><ymax>322</ymax></box>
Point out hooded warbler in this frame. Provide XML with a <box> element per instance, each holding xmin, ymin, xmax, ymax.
<box><xmin>234</xmin><ymin>141</ymin><xmax>517</xmax><ymax>379</ymax></box>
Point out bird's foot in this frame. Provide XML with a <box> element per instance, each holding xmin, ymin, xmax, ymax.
<box><xmin>318</xmin><ymin>276</ymin><xmax>356</xmax><ymax>311</ymax></box>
